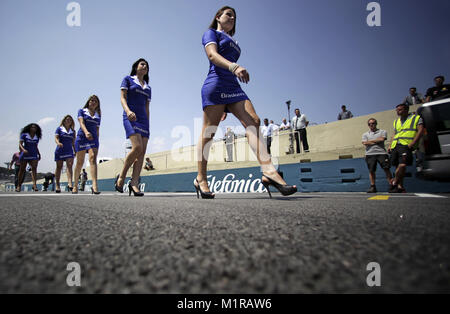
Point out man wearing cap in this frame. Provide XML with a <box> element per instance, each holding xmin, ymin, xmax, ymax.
<box><xmin>388</xmin><ymin>103</ymin><xmax>424</xmax><ymax>193</ymax></box>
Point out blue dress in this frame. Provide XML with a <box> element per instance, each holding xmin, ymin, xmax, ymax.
<box><xmin>19</xmin><ymin>133</ymin><xmax>40</xmax><ymax>161</ymax></box>
<box><xmin>201</xmin><ymin>29</ymin><xmax>249</xmax><ymax>110</ymax></box>
<box><xmin>75</xmin><ymin>108</ymin><xmax>101</xmax><ymax>152</ymax></box>
<box><xmin>54</xmin><ymin>126</ymin><xmax>75</xmax><ymax>161</ymax></box>
<box><xmin>121</xmin><ymin>75</ymin><xmax>151</xmax><ymax>139</ymax></box>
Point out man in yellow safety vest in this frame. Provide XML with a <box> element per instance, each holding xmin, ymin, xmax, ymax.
<box><xmin>388</xmin><ymin>103</ymin><xmax>424</xmax><ymax>193</ymax></box>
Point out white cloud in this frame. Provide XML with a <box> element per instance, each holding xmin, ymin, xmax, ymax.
<box><xmin>38</xmin><ymin>117</ymin><xmax>56</xmax><ymax>126</ymax></box>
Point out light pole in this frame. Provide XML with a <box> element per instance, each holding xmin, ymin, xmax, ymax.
<box><xmin>286</xmin><ymin>100</ymin><xmax>294</xmax><ymax>154</ymax></box>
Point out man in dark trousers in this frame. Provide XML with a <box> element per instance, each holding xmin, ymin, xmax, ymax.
<box><xmin>291</xmin><ymin>108</ymin><xmax>309</xmax><ymax>153</ymax></box>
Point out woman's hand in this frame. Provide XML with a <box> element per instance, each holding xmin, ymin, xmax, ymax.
<box><xmin>127</xmin><ymin>111</ymin><xmax>137</xmax><ymax>122</ymax></box>
<box><xmin>85</xmin><ymin>132</ymin><xmax>93</xmax><ymax>141</ymax></box>
<box><xmin>57</xmin><ymin>143</ymin><xmax>63</xmax><ymax>148</ymax></box>
<box><xmin>234</xmin><ymin>66</ymin><xmax>250</xmax><ymax>84</ymax></box>
<box><xmin>23</xmin><ymin>149</ymin><xmax>29</xmax><ymax>155</ymax></box>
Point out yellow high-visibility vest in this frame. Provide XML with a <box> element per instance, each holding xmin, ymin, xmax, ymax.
<box><xmin>391</xmin><ymin>114</ymin><xmax>420</xmax><ymax>149</ymax></box>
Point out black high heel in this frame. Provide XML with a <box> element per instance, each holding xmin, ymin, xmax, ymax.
<box><xmin>128</xmin><ymin>182</ymin><xmax>144</xmax><ymax>197</ymax></box>
<box><xmin>262</xmin><ymin>174</ymin><xmax>297</xmax><ymax>199</ymax></box>
<box><xmin>114</xmin><ymin>174</ymin><xmax>124</xmax><ymax>193</ymax></box>
<box><xmin>194</xmin><ymin>179</ymin><xmax>215</xmax><ymax>199</ymax></box>
<box><xmin>91</xmin><ymin>187</ymin><xmax>101</xmax><ymax>195</ymax></box>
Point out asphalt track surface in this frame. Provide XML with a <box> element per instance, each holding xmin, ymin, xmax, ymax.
<box><xmin>0</xmin><ymin>191</ymin><xmax>449</xmax><ymax>294</ymax></box>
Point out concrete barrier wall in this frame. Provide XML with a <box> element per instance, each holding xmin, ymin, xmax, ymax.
<box><xmin>33</xmin><ymin>104</ymin><xmax>420</xmax><ymax>184</ymax></box>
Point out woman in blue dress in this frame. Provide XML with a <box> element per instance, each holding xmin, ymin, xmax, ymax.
<box><xmin>73</xmin><ymin>95</ymin><xmax>102</xmax><ymax>194</ymax></box>
<box><xmin>16</xmin><ymin>123</ymin><xmax>42</xmax><ymax>192</ymax></box>
<box><xmin>54</xmin><ymin>115</ymin><xmax>76</xmax><ymax>193</ymax></box>
<box><xmin>195</xmin><ymin>6</ymin><xmax>297</xmax><ymax>199</ymax></box>
<box><xmin>114</xmin><ymin>58</ymin><xmax>150</xmax><ymax>197</ymax></box>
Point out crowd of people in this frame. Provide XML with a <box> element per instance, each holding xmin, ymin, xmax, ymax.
<box><xmin>362</xmin><ymin>75</ymin><xmax>449</xmax><ymax>193</ymax></box>
<box><xmin>10</xmin><ymin>5</ymin><xmax>449</xmax><ymax>197</ymax></box>
<box><xmin>11</xmin><ymin>6</ymin><xmax>298</xmax><ymax>199</ymax></box>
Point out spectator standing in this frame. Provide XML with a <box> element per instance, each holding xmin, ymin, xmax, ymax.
<box><xmin>362</xmin><ymin>118</ymin><xmax>393</xmax><ymax>193</ymax></box>
<box><xmin>291</xmin><ymin>108</ymin><xmax>309</xmax><ymax>153</ymax></box>
<box><xmin>80</xmin><ymin>168</ymin><xmax>88</xmax><ymax>191</ymax></box>
<box><xmin>9</xmin><ymin>151</ymin><xmax>23</xmax><ymax>189</ymax></box>
<box><xmin>425</xmin><ymin>75</ymin><xmax>450</xmax><ymax>102</ymax></box>
<box><xmin>261</xmin><ymin>118</ymin><xmax>274</xmax><ymax>155</ymax></box>
<box><xmin>224</xmin><ymin>127</ymin><xmax>235</xmax><ymax>162</ymax></box>
<box><xmin>270</xmin><ymin>120</ymin><xmax>279</xmax><ymax>135</ymax></box>
<box><xmin>388</xmin><ymin>104</ymin><xmax>424</xmax><ymax>193</ymax></box>
<box><xmin>337</xmin><ymin>105</ymin><xmax>353</xmax><ymax>120</ymax></box>
<box><xmin>403</xmin><ymin>87</ymin><xmax>424</xmax><ymax>106</ymax></box>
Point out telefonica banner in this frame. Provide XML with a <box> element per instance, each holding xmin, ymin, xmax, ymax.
<box><xmin>206</xmin><ymin>173</ymin><xmax>265</xmax><ymax>193</ymax></box>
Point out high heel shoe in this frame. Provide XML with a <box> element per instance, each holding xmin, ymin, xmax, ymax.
<box><xmin>262</xmin><ymin>174</ymin><xmax>297</xmax><ymax>199</ymax></box>
<box><xmin>33</xmin><ymin>186</ymin><xmax>39</xmax><ymax>192</ymax></box>
<box><xmin>128</xmin><ymin>182</ymin><xmax>144</xmax><ymax>197</ymax></box>
<box><xmin>115</xmin><ymin>174</ymin><xmax>124</xmax><ymax>193</ymax></box>
<box><xmin>194</xmin><ymin>179</ymin><xmax>215</xmax><ymax>199</ymax></box>
<box><xmin>91</xmin><ymin>187</ymin><xmax>101</xmax><ymax>195</ymax></box>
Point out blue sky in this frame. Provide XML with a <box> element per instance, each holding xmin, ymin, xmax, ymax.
<box><xmin>1</xmin><ymin>0</ymin><xmax>449</xmax><ymax>172</ymax></box>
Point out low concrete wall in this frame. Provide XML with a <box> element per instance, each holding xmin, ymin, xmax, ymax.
<box><xmin>33</xmin><ymin>104</ymin><xmax>420</xmax><ymax>184</ymax></box>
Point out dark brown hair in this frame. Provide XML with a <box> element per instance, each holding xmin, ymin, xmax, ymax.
<box><xmin>83</xmin><ymin>95</ymin><xmax>101</xmax><ymax>116</ymax></box>
<box><xmin>209</xmin><ymin>6</ymin><xmax>237</xmax><ymax>36</ymax></box>
<box><xmin>131</xmin><ymin>58</ymin><xmax>149</xmax><ymax>84</ymax></box>
<box><xmin>59</xmin><ymin>115</ymin><xmax>75</xmax><ymax>132</ymax></box>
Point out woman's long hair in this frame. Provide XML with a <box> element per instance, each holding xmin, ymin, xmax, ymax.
<box><xmin>21</xmin><ymin>123</ymin><xmax>42</xmax><ymax>139</ymax></box>
<box><xmin>209</xmin><ymin>6</ymin><xmax>236</xmax><ymax>36</ymax></box>
<box><xmin>83</xmin><ymin>95</ymin><xmax>101</xmax><ymax>116</ymax></box>
<box><xmin>130</xmin><ymin>58</ymin><xmax>149</xmax><ymax>84</ymax></box>
<box><xmin>59</xmin><ymin>115</ymin><xmax>75</xmax><ymax>132</ymax></box>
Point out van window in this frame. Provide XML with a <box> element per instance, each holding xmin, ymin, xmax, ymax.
<box><xmin>431</xmin><ymin>102</ymin><xmax>450</xmax><ymax>132</ymax></box>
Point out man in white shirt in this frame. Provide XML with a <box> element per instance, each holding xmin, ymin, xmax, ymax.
<box><xmin>280</xmin><ymin>118</ymin><xmax>291</xmax><ymax>130</ymax></box>
<box><xmin>291</xmin><ymin>109</ymin><xmax>309</xmax><ymax>153</ymax></box>
<box><xmin>261</xmin><ymin>118</ymin><xmax>273</xmax><ymax>155</ymax></box>
<box><xmin>270</xmin><ymin>120</ymin><xmax>279</xmax><ymax>135</ymax></box>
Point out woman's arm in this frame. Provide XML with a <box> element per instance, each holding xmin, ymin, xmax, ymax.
<box><xmin>121</xmin><ymin>89</ymin><xmax>136</xmax><ymax>122</ymax></box>
<box><xmin>55</xmin><ymin>135</ymin><xmax>63</xmax><ymax>148</ymax></box>
<box><xmin>78</xmin><ymin>116</ymin><xmax>93</xmax><ymax>140</ymax></box>
<box><xmin>19</xmin><ymin>140</ymin><xmax>27</xmax><ymax>154</ymax></box>
<box><xmin>205</xmin><ymin>44</ymin><xmax>249</xmax><ymax>83</ymax></box>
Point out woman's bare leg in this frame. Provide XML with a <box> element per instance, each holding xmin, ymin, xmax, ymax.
<box><xmin>73</xmin><ymin>151</ymin><xmax>86</xmax><ymax>192</ymax></box>
<box><xmin>88</xmin><ymin>148</ymin><xmax>99</xmax><ymax>192</ymax></box>
<box><xmin>227</xmin><ymin>100</ymin><xmax>292</xmax><ymax>186</ymax></box>
<box><xmin>197</xmin><ymin>104</ymin><xmax>227</xmax><ymax>193</ymax></box>
<box><xmin>30</xmin><ymin>160</ymin><xmax>38</xmax><ymax>189</ymax></box>
<box><xmin>130</xmin><ymin>136</ymin><xmax>148</xmax><ymax>191</ymax></box>
<box><xmin>16</xmin><ymin>162</ymin><xmax>27</xmax><ymax>191</ymax></box>
<box><xmin>66</xmin><ymin>158</ymin><xmax>74</xmax><ymax>189</ymax></box>
<box><xmin>119</xmin><ymin>134</ymin><xmax>143</xmax><ymax>188</ymax></box>
<box><xmin>55</xmin><ymin>160</ymin><xmax>64</xmax><ymax>191</ymax></box>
